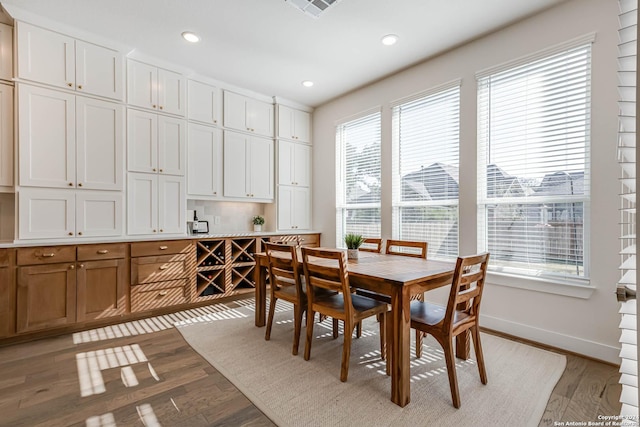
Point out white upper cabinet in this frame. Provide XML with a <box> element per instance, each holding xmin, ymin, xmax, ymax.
<box><xmin>187</xmin><ymin>123</ymin><xmax>222</xmax><ymax>198</ymax></box>
<box><xmin>0</xmin><ymin>23</ymin><xmax>13</xmax><ymax>82</ymax></box>
<box><xmin>278</xmin><ymin>140</ymin><xmax>311</xmax><ymax>187</ymax></box>
<box><xmin>187</xmin><ymin>80</ymin><xmax>221</xmax><ymax>126</ymax></box>
<box><xmin>223</xmin><ymin>130</ymin><xmax>274</xmax><ymax>200</ymax></box>
<box><xmin>127</xmin><ymin>59</ymin><xmax>186</xmax><ymax>116</ymax></box>
<box><xmin>127</xmin><ymin>172</ymin><xmax>185</xmax><ymax>235</ymax></box>
<box><xmin>0</xmin><ymin>84</ymin><xmax>13</xmax><ymax>188</ymax></box>
<box><xmin>277</xmin><ymin>105</ymin><xmax>311</xmax><ymax>143</ymax></box>
<box><xmin>76</xmin><ymin>97</ymin><xmax>125</xmax><ymax>190</ymax></box>
<box><xmin>223</xmin><ymin>91</ymin><xmax>274</xmax><ymax>137</ymax></box>
<box><xmin>19</xmin><ymin>84</ymin><xmax>124</xmax><ymax>190</ymax></box>
<box><xmin>127</xmin><ymin>109</ymin><xmax>186</xmax><ymax>176</ymax></box>
<box><xmin>16</xmin><ymin>22</ymin><xmax>124</xmax><ymax>100</ymax></box>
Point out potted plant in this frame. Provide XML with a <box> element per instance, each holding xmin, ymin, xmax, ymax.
<box><xmin>344</xmin><ymin>233</ymin><xmax>364</xmax><ymax>259</ymax></box>
<box><xmin>252</xmin><ymin>215</ymin><xmax>265</xmax><ymax>232</ymax></box>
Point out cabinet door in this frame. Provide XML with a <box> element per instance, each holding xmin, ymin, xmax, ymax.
<box><xmin>16</xmin><ymin>22</ymin><xmax>75</xmax><ymax>90</ymax></box>
<box><xmin>158</xmin><ymin>115</ymin><xmax>186</xmax><ymax>176</ymax></box>
<box><xmin>158</xmin><ymin>175</ymin><xmax>186</xmax><ymax>234</ymax></box>
<box><xmin>0</xmin><ymin>23</ymin><xmax>13</xmax><ymax>82</ymax></box>
<box><xmin>223</xmin><ymin>91</ymin><xmax>248</xmax><ymax>131</ymax></box>
<box><xmin>187</xmin><ymin>124</ymin><xmax>222</xmax><ymax>197</ymax></box>
<box><xmin>19</xmin><ymin>85</ymin><xmax>76</xmax><ymax>188</ymax></box>
<box><xmin>293</xmin><ymin>143</ymin><xmax>311</xmax><ymax>187</ymax></box>
<box><xmin>127</xmin><ymin>172</ymin><xmax>158</xmax><ymax>235</ymax></box>
<box><xmin>293</xmin><ymin>109</ymin><xmax>311</xmax><ymax>143</ymax></box>
<box><xmin>16</xmin><ymin>262</ymin><xmax>77</xmax><ymax>333</ymax></box>
<box><xmin>77</xmin><ymin>97</ymin><xmax>124</xmax><ymax>190</ymax></box>
<box><xmin>0</xmin><ymin>84</ymin><xmax>13</xmax><ymax>187</ymax></box>
<box><xmin>247</xmin><ymin>98</ymin><xmax>274</xmax><ymax>137</ymax></box>
<box><xmin>0</xmin><ymin>249</ymin><xmax>15</xmax><ymax>338</ymax></box>
<box><xmin>76</xmin><ymin>191</ymin><xmax>123</xmax><ymax>238</ymax></box>
<box><xmin>127</xmin><ymin>60</ymin><xmax>158</xmax><ymax>111</ymax></box>
<box><xmin>127</xmin><ymin>109</ymin><xmax>158</xmax><ymax>173</ymax></box>
<box><xmin>75</xmin><ymin>40</ymin><xmax>124</xmax><ymax>100</ymax></box>
<box><xmin>76</xmin><ymin>258</ymin><xmax>127</xmax><ymax>321</ymax></box>
<box><xmin>278</xmin><ymin>186</ymin><xmax>310</xmax><ymax>230</ymax></box>
<box><xmin>223</xmin><ymin>131</ymin><xmax>249</xmax><ymax>198</ymax></box>
<box><xmin>187</xmin><ymin>80</ymin><xmax>221</xmax><ymax>125</ymax></box>
<box><xmin>278</xmin><ymin>140</ymin><xmax>294</xmax><ymax>186</ymax></box>
<box><xmin>277</xmin><ymin>105</ymin><xmax>295</xmax><ymax>140</ymax></box>
<box><xmin>18</xmin><ymin>188</ymin><xmax>75</xmax><ymax>239</ymax></box>
<box><xmin>158</xmin><ymin>68</ymin><xmax>186</xmax><ymax>116</ymax></box>
<box><xmin>248</xmin><ymin>136</ymin><xmax>274</xmax><ymax>200</ymax></box>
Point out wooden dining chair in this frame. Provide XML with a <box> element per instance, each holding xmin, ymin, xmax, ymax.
<box><xmin>385</xmin><ymin>239</ymin><xmax>427</xmax><ymax>258</ymax></box>
<box><xmin>359</xmin><ymin>237</ymin><xmax>383</xmax><ymax>253</ymax></box>
<box><xmin>301</xmin><ymin>247</ymin><xmax>389</xmax><ymax>382</ymax></box>
<box><xmin>410</xmin><ymin>252</ymin><xmax>490</xmax><ymax>408</ymax></box>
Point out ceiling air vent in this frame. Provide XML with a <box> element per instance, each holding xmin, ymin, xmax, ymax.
<box><xmin>285</xmin><ymin>0</ymin><xmax>341</xmax><ymax>19</ymax></box>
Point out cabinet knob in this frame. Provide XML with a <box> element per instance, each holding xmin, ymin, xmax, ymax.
<box><xmin>159</xmin><ymin>169</ymin><xmax>163</xmax><ymax>173</ymax></box>
<box><xmin>246</xmin><ymin>127</ymin><xmax>251</xmax><ymax>131</ymax></box>
<box><xmin>152</xmin><ymin>168</ymin><xmax>157</xmax><ymax>172</ymax></box>
<box><xmin>78</xmin><ymin>183</ymin><xmax>83</xmax><ymax>187</ymax></box>
<box><xmin>214</xmin><ymin>120</ymin><xmax>217</xmax><ymax>124</ymax></box>
<box><xmin>67</xmin><ymin>82</ymin><xmax>73</xmax><ymax>87</ymax></box>
<box><xmin>152</xmin><ymin>104</ymin><xmax>157</xmax><ymax>109</ymax></box>
<box><xmin>246</xmin><ymin>193</ymin><xmax>250</xmax><ymax>197</ymax></box>
<box><xmin>68</xmin><ymin>232</ymin><xmax>73</xmax><ymax>236</ymax></box>
<box><xmin>78</xmin><ymin>232</ymin><xmax>83</xmax><ymax>236</ymax></box>
<box><xmin>159</xmin><ymin>229</ymin><xmax>164</xmax><ymax>233</ymax></box>
<box><xmin>68</xmin><ymin>182</ymin><xmax>74</xmax><ymax>187</ymax></box>
<box><xmin>159</xmin><ymin>106</ymin><xmax>164</xmax><ymax>110</ymax></box>
<box><xmin>77</xmin><ymin>85</ymin><xmax>83</xmax><ymax>90</ymax></box>
<box><xmin>213</xmin><ymin>191</ymin><xmax>217</xmax><ymax>195</ymax></box>
<box><xmin>153</xmin><ymin>229</ymin><xmax>157</xmax><ymax>233</ymax></box>
<box><xmin>251</xmin><ymin>128</ymin><xmax>255</xmax><ymax>132</ymax></box>
<box><xmin>69</xmin><ymin>264</ymin><xmax>75</xmax><ymax>269</ymax></box>
<box><xmin>79</xmin><ymin>264</ymin><xmax>84</xmax><ymax>268</ymax></box>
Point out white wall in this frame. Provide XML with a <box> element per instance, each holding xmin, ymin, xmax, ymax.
<box><xmin>312</xmin><ymin>0</ymin><xmax>621</xmax><ymax>363</ymax></box>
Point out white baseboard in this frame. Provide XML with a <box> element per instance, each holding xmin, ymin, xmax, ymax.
<box><xmin>481</xmin><ymin>314</ymin><xmax>620</xmax><ymax>365</ymax></box>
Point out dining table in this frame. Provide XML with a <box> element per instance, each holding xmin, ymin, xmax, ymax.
<box><xmin>253</xmin><ymin>249</ymin><xmax>462</xmax><ymax>408</ymax></box>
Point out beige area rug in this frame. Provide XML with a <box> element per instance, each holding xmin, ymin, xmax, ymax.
<box><xmin>176</xmin><ymin>298</ymin><xmax>566</xmax><ymax>427</ymax></box>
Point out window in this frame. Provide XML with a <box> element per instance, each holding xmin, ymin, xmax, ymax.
<box><xmin>477</xmin><ymin>42</ymin><xmax>591</xmax><ymax>282</ymax></box>
<box><xmin>336</xmin><ymin>110</ymin><xmax>381</xmax><ymax>246</ymax></box>
<box><xmin>392</xmin><ymin>84</ymin><xmax>460</xmax><ymax>259</ymax></box>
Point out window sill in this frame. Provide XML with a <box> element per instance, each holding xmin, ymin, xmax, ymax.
<box><xmin>487</xmin><ymin>271</ymin><xmax>595</xmax><ymax>299</ymax></box>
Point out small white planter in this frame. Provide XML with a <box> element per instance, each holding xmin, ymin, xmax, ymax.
<box><xmin>253</xmin><ymin>224</ymin><xmax>262</xmax><ymax>232</ymax></box>
<box><xmin>347</xmin><ymin>249</ymin><xmax>359</xmax><ymax>260</ymax></box>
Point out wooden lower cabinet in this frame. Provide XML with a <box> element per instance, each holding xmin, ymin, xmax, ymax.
<box><xmin>76</xmin><ymin>258</ymin><xmax>128</xmax><ymax>321</ymax></box>
<box><xmin>17</xmin><ymin>262</ymin><xmax>77</xmax><ymax>333</ymax></box>
<box><xmin>0</xmin><ymin>249</ymin><xmax>16</xmax><ymax>338</ymax></box>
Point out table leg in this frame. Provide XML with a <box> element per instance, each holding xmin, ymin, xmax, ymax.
<box><xmin>389</xmin><ymin>286</ymin><xmax>411</xmax><ymax>407</ymax></box>
<box><xmin>254</xmin><ymin>260</ymin><xmax>266</xmax><ymax>327</ymax></box>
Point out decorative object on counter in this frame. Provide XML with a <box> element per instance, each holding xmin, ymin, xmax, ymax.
<box><xmin>344</xmin><ymin>233</ymin><xmax>364</xmax><ymax>259</ymax></box>
<box><xmin>253</xmin><ymin>215</ymin><xmax>265</xmax><ymax>232</ymax></box>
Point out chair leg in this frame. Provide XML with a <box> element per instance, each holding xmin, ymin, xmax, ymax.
<box><xmin>379</xmin><ymin>313</ymin><xmax>386</xmax><ymax>361</ymax></box>
<box><xmin>471</xmin><ymin>326</ymin><xmax>488</xmax><ymax>384</ymax></box>
<box><xmin>333</xmin><ymin>318</ymin><xmax>339</xmax><ymax>339</ymax></box>
<box><xmin>340</xmin><ymin>320</ymin><xmax>354</xmax><ymax>382</ymax></box>
<box><xmin>304</xmin><ymin>310</ymin><xmax>315</xmax><ymax>361</ymax></box>
<box><xmin>265</xmin><ymin>296</ymin><xmax>277</xmax><ymax>341</ymax></box>
<box><xmin>356</xmin><ymin>321</ymin><xmax>362</xmax><ymax>338</ymax></box>
<box><xmin>442</xmin><ymin>337</ymin><xmax>461</xmax><ymax>408</ymax></box>
<box><xmin>292</xmin><ymin>304</ymin><xmax>303</xmax><ymax>356</ymax></box>
<box><xmin>415</xmin><ymin>330</ymin><xmax>424</xmax><ymax>358</ymax></box>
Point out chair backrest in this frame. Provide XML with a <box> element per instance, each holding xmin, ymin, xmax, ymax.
<box><xmin>385</xmin><ymin>239</ymin><xmax>427</xmax><ymax>259</ymax></box>
<box><xmin>359</xmin><ymin>238</ymin><xmax>382</xmax><ymax>253</ymax></box>
<box><xmin>264</xmin><ymin>242</ymin><xmax>303</xmax><ymax>297</ymax></box>
<box><xmin>444</xmin><ymin>253</ymin><xmax>490</xmax><ymax>331</ymax></box>
<box><xmin>301</xmin><ymin>247</ymin><xmax>352</xmax><ymax>306</ymax></box>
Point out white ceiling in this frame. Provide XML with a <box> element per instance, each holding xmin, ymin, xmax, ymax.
<box><xmin>1</xmin><ymin>0</ymin><xmax>564</xmax><ymax>108</ymax></box>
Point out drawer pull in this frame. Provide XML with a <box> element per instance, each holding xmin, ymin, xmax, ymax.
<box><xmin>159</xmin><ymin>291</ymin><xmax>168</xmax><ymax>296</ymax></box>
<box><xmin>159</xmin><ymin>246</ymin><xmax>168</xmax><ymax>250</ymax></box>
<box><xmin>159</xmin><ymin>265</ymin><xmax>168</xmax><ymax>270</ymax></box>
<box><xmin>41</xmin><ymin>253</ymin><xmax>55</xmax><ymax>258</ymax></box>
<box><xmin>97</xmin><ymin>249</ymin><xmax>109</xmax><ymax>254</ymax></box>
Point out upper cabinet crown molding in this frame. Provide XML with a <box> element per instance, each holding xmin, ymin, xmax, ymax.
<box><xmin>127</xmin><ymin>59</ymin><xmax>186</xmax><ymax>117</ymax></box>
<box><xmin>16</xmin><ymin>21</ymin><xmax>124</xmax><ymax>101</ymax></box>
<box><xmin>223</xmin><ymin>90</ymin><xmax>274</xmax><ymax>137</ymax></box>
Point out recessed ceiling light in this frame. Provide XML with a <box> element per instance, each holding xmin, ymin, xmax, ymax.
<box><xmin>302</xmin><ymin>80</ymin><xmax>314</xmax><ymax>87</ymax></box>
<box><xmin>381</xmin><ymin>34</ymin><xmax>399</xmax><ymax>46</ymax></box>
<box><xmin>182</xmin><ymin>32</ymin><xmax>200</xmax><ymax>43</ymax></box>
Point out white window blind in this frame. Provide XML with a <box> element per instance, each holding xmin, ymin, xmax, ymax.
<box><xmin>391</xmin><ymin>84</ymin><xmax>460</xmax><ymax>259</ymax></box>
<box><xmin>617</xmin><ymin>0</ymin><xmax>638</xmax><ymax>418</ymax></box>
<box><xmin>477</xmin><ymin>42</ymin><xmax>591</xmax><ymax>282</ymax></box>
<box><xmin>336</xmin><ymin>111</ymin><xmax>381</xmax><ymax>246</ymax></box>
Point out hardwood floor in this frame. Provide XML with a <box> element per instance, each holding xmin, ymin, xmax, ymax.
<box><xmin>0</xmin><ymin>298</ymin><xmax>622</xmax><ymax>426</ymax></box>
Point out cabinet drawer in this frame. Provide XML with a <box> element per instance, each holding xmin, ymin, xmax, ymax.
<box><xmin>77</xmin><ymin>243</ymin><xmax>127</xmax><ymax>261</ymax></box>
<box><xmin>131</xmin><ymin>254</ymin><xmax>191</xmax><ymax>284</ymax></box>
<box><xmin>17</xmin><ymin>246</ymin><xmax>76</xmax><ymax>265</ymax></box>
<box><xmin>0</xmin><ymin>248</ymin><xmax>14</xmax><ymax>267</ymax></box>
<box><xmin>269</xmin><ymin>234</ymin><xmax>319</xmax><ymax>248</ymax></box>
<box><xmin>131</xmin><ymin>240</ymin><xmax>193</xmax><ymax>257</ymax></box>
<box><xmin>131</xmin><ymin>280</ymin><xmax>189</xmax><ymax>312</ymax></box>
